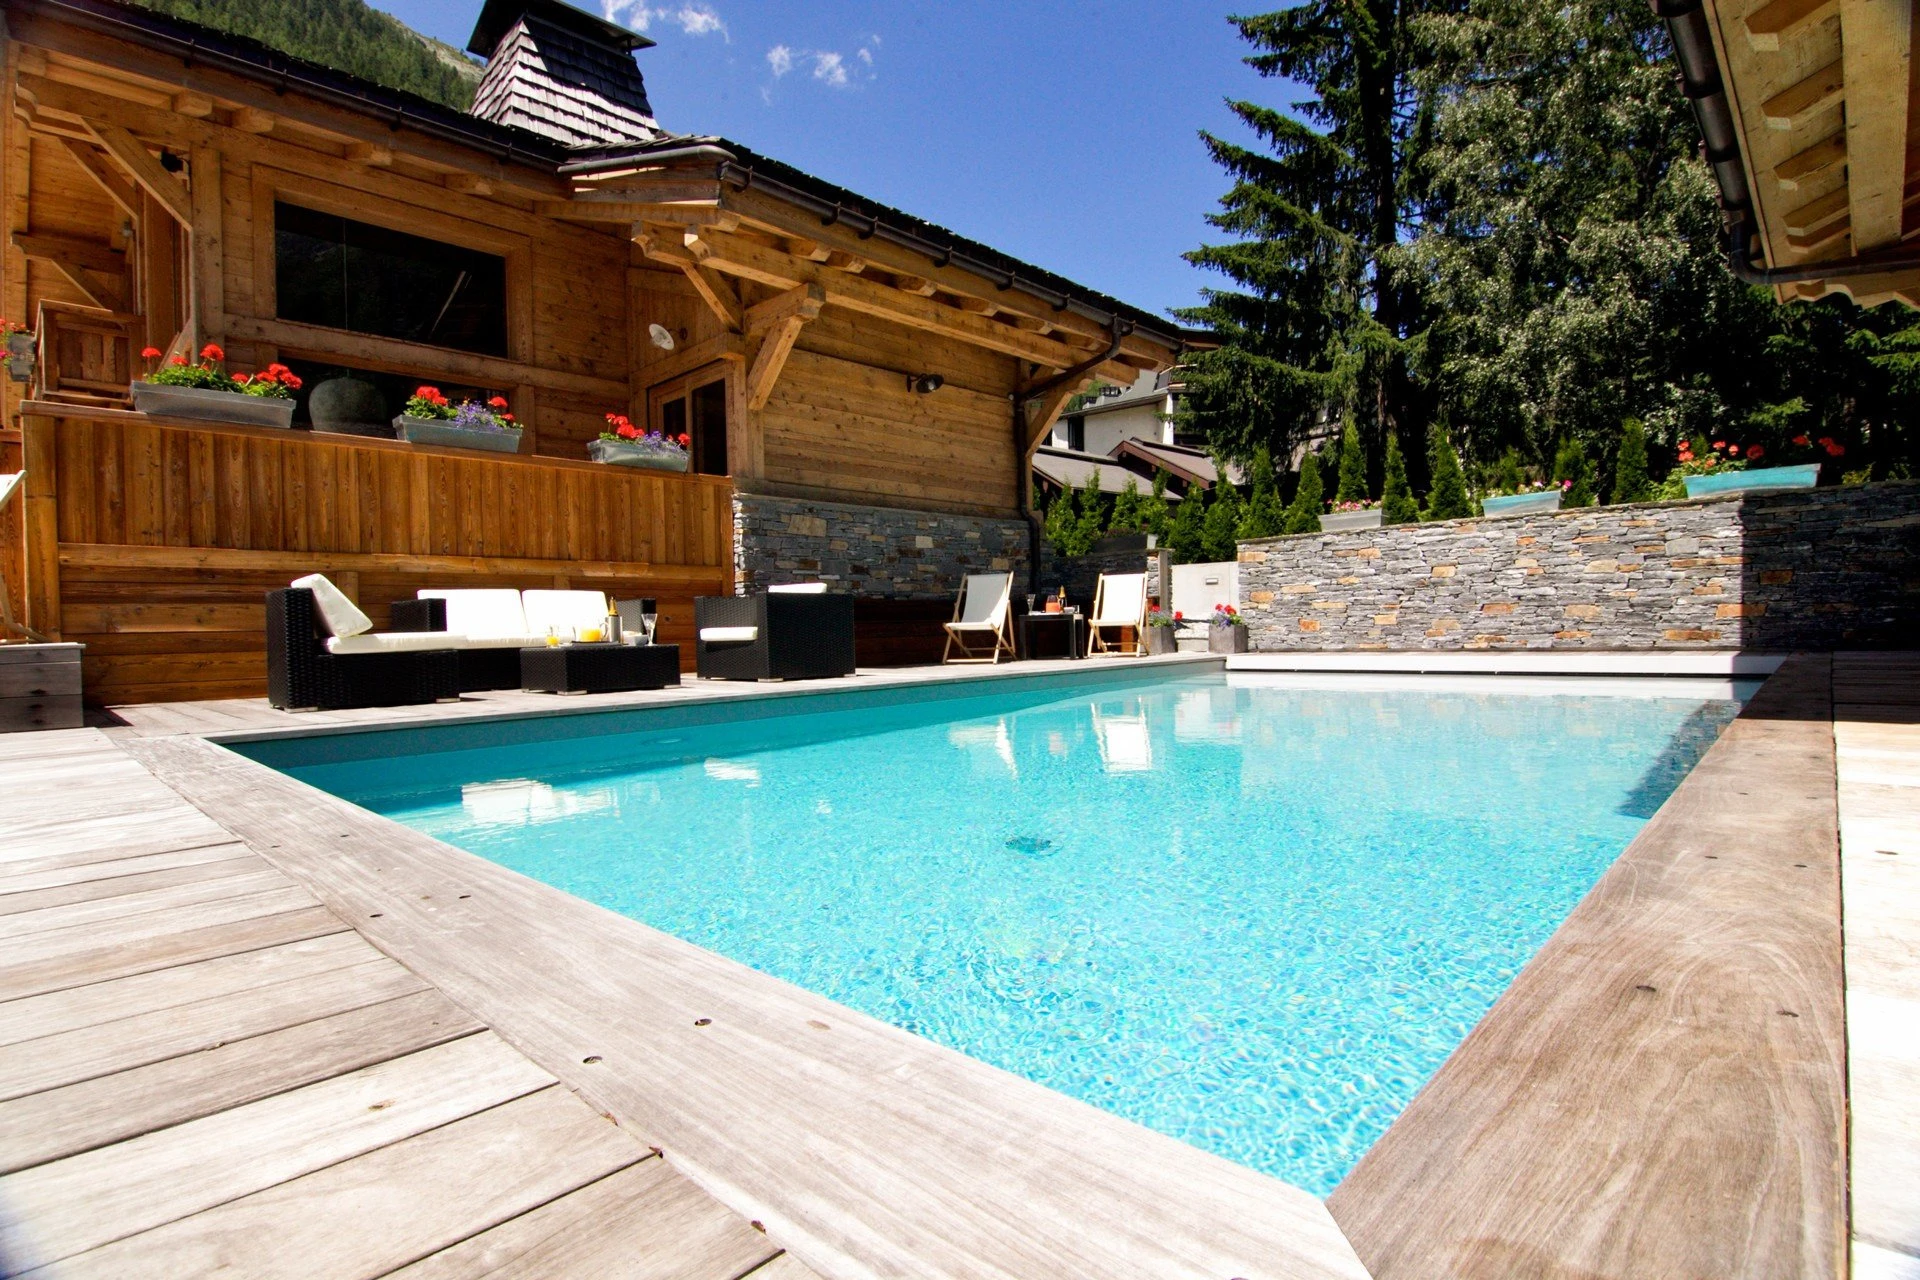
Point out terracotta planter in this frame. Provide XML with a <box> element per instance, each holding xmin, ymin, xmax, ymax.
<box><xmin>1208</xmin><ymin>623</ymin><xmax>1249</xmax><ymax>654</ymax></box>
<box><xmin>1320</xmin><ymin>508</ymin><xmax>1383</xmax><ymax>532</ymax></box>
<box><xmin>587</xmin><ymin>437</ymin><xmax>690</xmax><ymax>472</ymax></box>
<box><xmin>132</xmin><ymin>382</ymin><xmax>296</xmax><ymax>429</ymax></box>
<box><xmin>394</xmin><ymin>416</ymin><xmax>523</xmax><ymax>454</ymax></box>
<box><xmin>1481</xmin><ymin>490</ymin><xmax>1562</xmax><ymax>519</ymax></box>
<box><xmin>1145</xmin><ymin>625</ymin><xmax>1178</xmax><ymax>655</ymax></box>
<box><xmin>1683</xmin><ymin>463</ymin><xmax>1819</xmax><ymax>499</ymax></box>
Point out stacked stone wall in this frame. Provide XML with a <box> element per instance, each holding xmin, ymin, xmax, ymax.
<box><xmin>733</xmin><ymin>492</ymin><xmax>1030</xmax><ymax>598</ymax></box>
<box><xmin>1236</xmin><ymin>481</ymin><xmax>1920</xmax><ymax>650</ymax></box>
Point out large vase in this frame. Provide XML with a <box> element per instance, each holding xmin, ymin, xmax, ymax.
<box><xmin>1481</xmin><ymin>490</ymin><xmax>1563</xmax><ymax>519</ymax></box>
<box><xmin>1683</xmin><ymin>463</ymin><xmax>1819</xmax><ymax>499</ymax></box>
<box><xmin>132</xmin><ymin>382</ymin><xmax>296</xmax><ymax>429</ymax></box>
<box><xmin>394</xmin><ymin>416</ymin><xmax>523</xmax><ymax>454</ymax></box>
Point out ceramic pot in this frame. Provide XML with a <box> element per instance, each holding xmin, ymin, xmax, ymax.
<box><xmin>308</xmin><ymin>377</ymin><xmax>389</xmax><ymax>436</ymax></box>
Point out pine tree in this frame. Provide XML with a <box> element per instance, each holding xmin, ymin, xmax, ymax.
<box><xmin>1282</xmin><ymin>452</ymin><xmax>1324</xmax><ymax>534</ymax></box>
<box><xmin>1043</xmin><ymin>487</ymin><xmax>1079</xmax><ymax>557</ymax></box>
<box><xmin>1202</xmin><ymin>481</ymin><xmax>1244</xmax><ymax>561</ymax></box>
<box><xmin>1109</xmin><ymin>474</ymin><xmax>1146</xmax><ymax>532</ymax></box>
<box><xmin>1174</xmin><ymin>2</ymin><xmax>1452</xmax><ymax>465</ymax></box>
<box><xmin>1334</xmin><ymin>420</ymin><xmax>1369</xmax><ymax>503</ymax></box>
<box><xmin>1166</xmin><ymin>487</ymin><xmax>1208</xmax><ymax>563</ymax></box>
<box><xmin>1237</xmin><ymin>445</ymin><xmax>1286</xmax><ymax>539</ymax></box>
<box><xmin>1553</xmin><ymin>437</ymin><xmax>1595</xmax><ymax>507</ymax></box>
<box><xmin>1610</xmin><ymin>418</ymin><xmax>1653</xmax><ymax>504</ymax></box>
<box><xmin>1424</xmin><ymin>425</ymin><xmax>1473</xmax><ymax>520</ymax></box>
<box><xmin>1382</xmin><ymin>432</ymin><xmax>1419</xmax><ymax>523</ymax></box>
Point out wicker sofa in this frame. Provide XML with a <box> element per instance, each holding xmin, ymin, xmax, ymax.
<box><xmin>694</xmin><ymin>584</ymin><xmax>856</xmax><ymax>681</ymax></box>
<box><xmin>390</xmin><ymin>589</ymin><xmax>614</xmax><ymax>692</ymax></box>
<box><xmin>266</xmin><ymin>583</ymin><xmax>459</xmax><ymax>711</ymax></box>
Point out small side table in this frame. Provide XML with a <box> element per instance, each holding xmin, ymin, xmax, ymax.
<box><xmin>520</xmin><ymin>643</ymin><xmax>681</xmax><ymax>694</ymax></box>
<box><xmin>1017</xmin><ymin>612</ymin><xmax>1086</xmax><ymax>660</ymax></box>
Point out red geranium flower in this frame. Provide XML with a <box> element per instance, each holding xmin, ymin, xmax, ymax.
<box><xmin>677</xmin><ymin>432</ymin><xmax>691</xmax><ymax>448</ymax></box>
<box><xmin>199</xmin><ymin>343</ymin><xmax>224</xmax><ymax>362</ymax></box>
<box><xmin>1746</xmin><ymin>444</ymin><xmax>1765</xmax><ymax>460</ymax></box>
<box><xmin>617</xmin><ymin>423</ymin><xmax>640</xmax><ymax>440</ymax></box>
<box><xmin>1792</xmin><ymin>434</ymin><xmax>1810</xmax><ymax>447</ymax></box>
<box><xmin>140</xmin><ymin>345</ymin><xmax>162</xmax><ymax>360</ymax></box>
<box><xmin>1678</xmin><ymin>448</ymin><xmax>1694</xmax><ymax>462</ymax></box>
<box><xmin>1712</xmin><ymin>440</ymin><xmax>1726</xmax><ymax>450</ymax></box>
<box><xmin>488</xmin><ymin>395</ymin><xmax>508</xmax><ymax>410</ymax></box>
<box><xmin>281</xmin><ymin>373</ymin><xmax>302</xmax><ymax>390</ymax></box>
<box><xmin>416</xmin><ymin>386</ymin><xmax>440</xmax><ymax>400</ymax></box>
<box><xmin>169</xmin><ymin>355</ymin><xmax>188</xmax><ymax>366</ymax></box>
<box><xmin>1825</xmin><ymin>442</ymin><xmax>1846</xmax><ymax>457</ymax></box>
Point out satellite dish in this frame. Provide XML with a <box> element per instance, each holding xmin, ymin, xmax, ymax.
<box><xmin>649</xmin><ymin>324</ymin><xmax>676</xmax><ymax>351</ymax></box>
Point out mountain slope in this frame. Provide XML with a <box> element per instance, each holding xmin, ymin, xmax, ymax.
<box><xmin>133</xmin><ymin>0</ymin><xmax>483</xmax><ymax>110</ymax></box>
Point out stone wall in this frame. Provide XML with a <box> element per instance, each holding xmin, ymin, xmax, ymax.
<box><xmin>733</xmin><ymin>492</ymin><xmax>1030</xmax><ymax>598</ymax></box>
<box><xmin>1038</xmin><ymin>536</ymin><xmax>1161</xmax><ymax>610</ymax></box>
<box><xmin>1236</xmin><ymin>481</ymin><xmax>1920</xmax><ymax>650</ymax></box>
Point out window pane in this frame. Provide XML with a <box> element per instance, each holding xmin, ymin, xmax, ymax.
<box><xmin>275</xmin><ymin>202</ymin><xmax>508</xmax><ymax>356</ymax></box>
<box><xmin>691</xmin><ymin>379</ymin><xmax>728</xmax><ymax>476</ymax></box>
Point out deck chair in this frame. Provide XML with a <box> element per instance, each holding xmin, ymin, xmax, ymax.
<box><xmin>1087</xmin><ymin>572</ymin><xmax>1147</xmax><ymax>657</ymax></box>
<box><xmin>0</xmin><ymin>473</ymin><xmax>48</xmax><ymax>643</ymax></box>
<box><xmin>942</xmin><ymin>571</ymin><xmax>1016</xmax><ymax>664</ymax></box>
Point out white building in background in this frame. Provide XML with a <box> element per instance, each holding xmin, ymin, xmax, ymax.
<box><xmin>1050</xmin><ymin>370</ymin><xmax>1184</xmax><ymax>456</ymax></box>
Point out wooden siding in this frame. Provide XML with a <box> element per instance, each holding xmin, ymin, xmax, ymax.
<box><xmin>20</xmin><ymin>404</ymin><xmax>732</xmax><ymax>705</ymax></box>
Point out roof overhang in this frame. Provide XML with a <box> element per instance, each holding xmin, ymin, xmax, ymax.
<box><xmin>1661</xmin><ymin>0</ymin><xmax>1920</xmax><ymax>307</ymax></box>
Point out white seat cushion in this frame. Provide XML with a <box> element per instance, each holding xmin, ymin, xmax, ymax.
<box><xmin>700</xmin><ymin>626</ymin><xmax>759</xmax><ymax>644</ymax></box>
<box><xmin>768</xmin><ymin>582</ymin><xmax>828</xmax><ymax>594</ymax></box>
<box><xmin>419</xmin><ymin>589</ymin><xmax>529</xmax><ymax>640</ymax></box>
<box><xmin>292</xmin><ymin>574</ymin><xmax>372</xmax><ymax>639</ymax></box>
<box><xmin>521</xmin><ymin>590</ymin><xmax>610</xmax><ymax>639</ymax></box>
<box><xmin>325</xmin><ymin>631</ymin><xmax>466</xmax><ymax>655</ymax></box>
<box><xmin>452</xmin><ymin>634</ymin><xmax>545</xmax><ymax>649</ymax></box>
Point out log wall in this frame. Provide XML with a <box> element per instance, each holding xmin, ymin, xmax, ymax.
<box><xmin>20</xmin><ymin>403</ymin><xmax>732</xmax><ymax>704</ymax></box>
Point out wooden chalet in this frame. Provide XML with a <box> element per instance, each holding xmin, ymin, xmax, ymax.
<box><xmin>0</xmin><ymin>0</ymin><xmax>1190</xmax><ymax>704</ymax></box>
<box><xmin>1662</xmin><ymin>0</ymin><xmax>1920</xmax><ymax>305</ymax></box>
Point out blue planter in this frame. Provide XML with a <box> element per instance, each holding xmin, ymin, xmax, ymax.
<box><xmin>1480</xmin><ymin>490</ymin><xmax>1562</xmax><ymax>519</ymax></box>
<box><xmin>1683</xmin><ymin>463</ymin><xmax>1819</xmax><ymax>499</ymax></box>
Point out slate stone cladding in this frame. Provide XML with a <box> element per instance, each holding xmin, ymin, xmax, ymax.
<box><xmin>1235</xmin><ymin>481</ymin><xmax>1920</xmax><ymax>651</ymax></box>
<box><xmin>733</xmin><ymin>493</ymin><xmax>1031</xmax><ymax>598</ymax></box>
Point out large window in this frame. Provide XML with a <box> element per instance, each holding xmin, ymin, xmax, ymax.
<box><xmin>650</xmin><ymin>368</ymin><xmax>729</xmax><ymax>476</ymax></box>
<box><xmin>275</xmin><ymin>201</ymin><xmax>508</xmax><ymax>356</ymax></box>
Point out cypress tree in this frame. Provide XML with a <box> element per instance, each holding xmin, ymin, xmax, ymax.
<box><xmin>1166</xmin><ymin>487</ymin><xmax>1208</xmax><ymax>563</ymax></box>
<box><xmin>1109</xmin><ymin>474</ymin><xmax>1146</xmax><ymax>531</ymax></box>
<box><xmin>1282</xmin><ymin>452</ymin><xmax>1324</xmax><ymax>534</ymax></box>
<box><xmin>1424</xmin><ymin>425</ymin><xmax>1473</xmax><ymax>520</ymax></box>
<box><xmin>1334</xmin><ymin>420</ymin><xmax>1369</xmax><ymax>504</ymax></box>
<box><xmin>1553</xmin><ymin>437</ymin><xmax>1595</xmax><ymax>507</ymax></box>
<box><xmin>1237</xmin><ymin>445</ymin><xmax>1286</xmax><ymax>539</ymax></box>
<box><xmin>1610</xmin><ymin>418</ymin><xmax>1653</xmax><ymax>505</ymax></box>
<box><xmin>1141</xmin><ymin>469</ymin><xmax>1173</xmax><ymax>541</ymax></box>
<box><xmin>1043</xmin><ymin>487</ymin><xmax>1079</xmax><ymax>556</ymax></box>
<box><xmin>1382</xmin><ymin>432</ymin><xmax>1419</xmax><ymax>523</ymax></box>
<box><xmin>1072</xmin><ymin>473</ymin><xmax>1108</xmax><ymax>551</ymax></box>
<box><xmin>1202</xmin><ymin>481</ymin><xmax>1244</xmax><ymax>561</ymax></box>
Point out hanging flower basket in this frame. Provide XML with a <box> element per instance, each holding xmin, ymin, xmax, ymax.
<box><xmin>393</xmin><ymin>386</ymin><xmax>521</xmax><ymax>454</ymax></box>
<box><xmin>1481</xmin><ymin>490</ymin><xmax>1563</xmax><ymax>519</ymax></box>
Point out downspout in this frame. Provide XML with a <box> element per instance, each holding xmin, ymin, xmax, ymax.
<box><xmin>1655</xmin><ymin>0</ymin><xmax>1920</xmax><ymax>283</ymax></box>
<box><xmin>1012</xmin><ymin>319</ymin><xmax>1135</xmax><ymax>597</ymax></box>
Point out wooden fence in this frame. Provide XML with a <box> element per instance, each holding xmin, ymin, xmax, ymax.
<box><xmin>18</xmin><ymin>403</ymin><xmax>734</xmax><ymax>704</ymax></box>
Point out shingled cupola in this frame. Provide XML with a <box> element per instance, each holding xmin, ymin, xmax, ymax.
<box><xmin>466</xmin><ymin>0</ymin><xmax>663</xmax><ymax>147</ymax></box>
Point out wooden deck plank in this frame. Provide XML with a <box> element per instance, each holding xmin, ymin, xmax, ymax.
<box><xmin>129</xmin><ymin>732</ymin><xmax>1372</xmax><ymax>1280</ymax></box>
<box><xmin>0</xmin><ymin>807</ymin><xmax>237</xmax><ymax>867</ymax></box>
<box><xmin>0</xmin><ymin>989</ymin><xmax>483</xmax><ymax>1174</ymax></box>
<box><xmin>740</xmin><ymin>1256</ymin><xmax>824</xmax><ymax>1280</ymax></box>
<box><xmin>387</xmin><ymin>1157</ymin><xmax>780</xmax><ymax>1280</ymax></box>
<box><xmin>0</xmin><ymin>854</ymin><xmax>262</xmax><ymax>916</ymax></box>
<box><xmin>1326</xmin><ymin>655</ymin><xmax>1846</xmax><ymax>1280</ymax></box>
<box><xmin>0</xmin><ymin>931</ymin><xmax>377</xmax><ymax>1047</ymax></box>
<box><xmin>1</xmin><ymin>885</ymin><xmax>323</xmax><ymax>981</ymax></box>
<box><xmin>0</xmin><ymin>957</ymin><xmax>426</xmax><ymax>1102</ymax></box>
<box><xmin>0</xmin><ymin>866</ymin><xmax>295</xmax><ymax>940</ymax></box>
<box><xmin>0</xmin><ymin>1031</ymin><xmax>553</xmax><ymax>1271</ymax></box>
<box><xmin>43</xmin><ymin>1086</ymin><xmax>646</xmax><ymax>1280</ymax></box>
<box><xmin>0</xmin><ymin>904</ymin><xmax>348</xmax><ymax>1004</ymax></box>
<box><xmin>0</xmin><ymin>842</ymin><xmax>252</xmax><ymax>895</ymax></box>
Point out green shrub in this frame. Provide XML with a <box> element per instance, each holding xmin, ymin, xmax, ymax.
<box><xmin>1237</xmin><ymin>445</ymin><xmax>1285</xmax><ymax>539</ymax></box>
<box><xmin>1166</xmin><ymin>485</ymin><xmax>1207</xmax><ymax>562</ymax></box>
<box><xmin>1610</xmin><ymin>419</ymin><xmax>1653</xmax><ymax>504</ymax></box>
<box><xmin>1334</xmin><ymin>420</ymin><xmax>1369</xmax><ymax>504</ymax></box>
<box><xmin>1553</xmin><ymin>437</ymin><xmax>1595</xmax><ymax>507</ymax></box>
<box><xmin>1202</xmin><ymin>479</ymin><xmax>1244</xmax><ymax>561</ymax></box>
<box><xmin>1424</xmin><ymin>426</ymin><xmax>1473</xmax><ymax>520</ymax></box>
<box><xmin>1492</xmin><ymin>448</ymin><xmax>1525</xmax><ymax>496</ymax></box>
<box><xmin>1382</xmin><ymin>433</ymin><xmax>1419</xmax><ymax>524</ymax></box>
<box><xmin>1282</xmin><ymin>452</ymin><xmax>1324</xmax><ymax>534</ymax></box>
<box><xmin>1109</xmin><ymin>474</ymin><xmax>1145</xmax><ymax>531</ymax></box>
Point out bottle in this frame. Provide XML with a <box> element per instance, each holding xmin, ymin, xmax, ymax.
<box><xmin>605</xmin><ymin>610</ymin><xmax>622</xmax><ymax>644</ymax></box>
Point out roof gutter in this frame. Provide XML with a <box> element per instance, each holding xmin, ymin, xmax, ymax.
<box><xmin>1655</xmin><ymin>0</ymin><xmax>1920</xmax><ymax>284</ymax></box>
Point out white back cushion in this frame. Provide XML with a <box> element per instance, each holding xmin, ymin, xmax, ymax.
<box><xmin>956</xmin><ymin>573</ymin><xmax>1011</xmax><ymax>627</ymax></box>
<box><xmin>419</xmin><ymin>589</ymin><xmax>529</xmax><ymax>639</ymax></box>
<box><xmin>292</xmin><ymin>573</ymin><xmax>372</xmax><ymax>639</ymax></box>
<box><xmin>1094</xmin><ymin>573</ymin><xmax>1147</xmax><ymax>625</ymax></box>
<box><xmin>768</xmin><ymin>582</ymin><xmax>829</xmax><ymax>594</ymax></box>
<box><xmin>522</xmin><ymin>590</ymin><xmax>610</xmax><ymax>638</ymax></box>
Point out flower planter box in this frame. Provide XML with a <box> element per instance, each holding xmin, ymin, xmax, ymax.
<box><xmin>587</xmin><ymin>438</ymin><xmax>690</xmax><ymax>472</ymax></box>
<box><xmin>1683</xmin><ymin>462</ymin><xmax>1819</xmax><ymax>499</ymax></box>
<box><xmin>1145</xmin><ymin>625</ymin><xmax>1178</xmax><ymax>655</ymax></box>
<box><xmin>132</xmin><ymin>382</ymin><xmax>296</xmax><ymax>429</ymax></box>
<box><xmin>1208</xmin><ymin>623</ymin><xmax>1249</xmax><ymax>654</ymax></box>
<box><xmin>1320</xmin><ymin>508</ymin><xmax>1383</xmax><ymax>532</ymax></box>
<box><xmin>1481</xmin><ymin>490</ymin><xmax>1563</xmax><ymax>519</ymax></box>
<box><xmin>393</xmin><ymin>416</ymin><xmax>523</xmax><ymax>454</ymax></box>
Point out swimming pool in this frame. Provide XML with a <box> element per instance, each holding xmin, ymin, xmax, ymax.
<box><xmin>252</xmin><ymin>668</ymin><xmax>1743</xmax><ymax>1195</ymax></box>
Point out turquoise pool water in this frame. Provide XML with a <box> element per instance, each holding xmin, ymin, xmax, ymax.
<box><xmin>262</xmin><ymin>670</ymin><xmax>1741</xmax><ymax>1195</ymax></box>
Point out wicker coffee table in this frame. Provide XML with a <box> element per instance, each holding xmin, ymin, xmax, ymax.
<box><xmin>519</xmin><ymin>643</ymin><xmax>681</xmax><ymax>694</ymax></box>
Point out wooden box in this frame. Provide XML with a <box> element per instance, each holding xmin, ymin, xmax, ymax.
<box><xmin>0</xmin><ymin>643</ymin><xmax>84</xmax><ymax>732</ymax></box>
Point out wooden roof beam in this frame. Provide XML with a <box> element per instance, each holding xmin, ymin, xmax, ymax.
<box><xmin>746</xmin><ymin>310</ymin><xmax>812</xmax><ymax>411</ymax></box>
<box><xmin>1745</xmin><ymin>0</ymin><xmax>1839</xmax><ymax>50</ymax></box>
<box><xmin>230</xmin><ymin>106</ymin><xmax>274</xmax><ymax>134</ymax></box>
<box><xmin>86</xmin><ymin>122</ymin><xmax>192</xmax><ymax>226</ymax></box>
<box><xmin>743</xmin><ymin>282</ymin><xmax>825</xmax><ymax>334</ymax></box>
<box><xmin>1783</xmin><ymin>186</ymin><xmax>1850</xmax><ymax>235</ymax></box>
<box><xmin>12</xmin><ymin>233</ymin><xmax>128</xmax><ymax>311</ymax></box>
<box><xmin>1762</xmin><ymin>60</ymin><xmax>1847</xmax><ymax>129</ymax></box>
<box><xmin>57</xmin><ymin>137</ymin><xmax>140</xmax><ymax>219</ymax></box>
<box><xmin>1839</xmin><ymin>0</ymin><xmax>1912</xmax><ymax>252</ymax></box>
<box><xmin>1774</xmin><ymin>134</ymin><xmax>1847</xmax><ymax>189</ymax></box>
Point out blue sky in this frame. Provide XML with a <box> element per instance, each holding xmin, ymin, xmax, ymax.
<box><xmin>373</xmin><ymin>0</ymin><xmax>1284</xmax><ymax>319</ymax></box>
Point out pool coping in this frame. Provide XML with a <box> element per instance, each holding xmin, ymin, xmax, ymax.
<box><xmin>103</xmin><ymin>653</ymin><xmax>1857</xmax><ymax>1279</ymax></box>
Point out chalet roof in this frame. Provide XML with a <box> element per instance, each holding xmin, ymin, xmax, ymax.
<box><xmin>1032</xmin><ymin>447</ymin><xmax>1180</xmax><ymax>499</ymax></box>
<box><xmin>1071</xmin><ymin>372</ymin><xmax>1181</xmax><ymax>420</ymax></box>
<box><xmin>1109</xmin><ymin>440</ymin><xmax>1242</xmax><ymax>490</ymax></box>
<box><xmin>469</xmin><ymin>3</ymin><xmax>662</xmax><ymax>146</ymax></box>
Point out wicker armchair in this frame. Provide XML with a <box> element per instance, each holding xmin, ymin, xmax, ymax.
<box><xmin>694</xmin><ymin>588</ymin><xmax>856</xmax><ymax>681</ymax></box>
<box><xmin>266</xmin><ymin>588</ymin><xmax>459</xmax><ymax>711</ymax></box>
<box><xmin>387</xmin><ymin>596</ymin><xmax>522</xmax><ymax>692</ymax></box>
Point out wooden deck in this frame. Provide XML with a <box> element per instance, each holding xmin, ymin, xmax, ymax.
<box><xmin>0</xmin><ymin>728</ymin><xmax>805</xmax><ymax>1279</ymax></box>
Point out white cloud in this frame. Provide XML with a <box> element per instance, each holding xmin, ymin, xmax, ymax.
<box><xmin>671</xmin><ymin>5</ymin><xmax>726</xmax><ymax>37</ymax></box>
<box><xmin>766</xmin><ymin>44</ymin><xmax>793</xmax><ymax>77</ymax></box>
<box><xmin>810</xmin><ymin>51</ymin><xmax>847</xmax><ymax>87</ymax></box>
<box><xmin>601</xmin><ymin>2</ymin><xmax>728</xmax><ymax>40</ymax></box>
<box><xmin>761</xmin><ymin>37</ymin><xmax>877</xmax><ymax>95</ymax></box>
